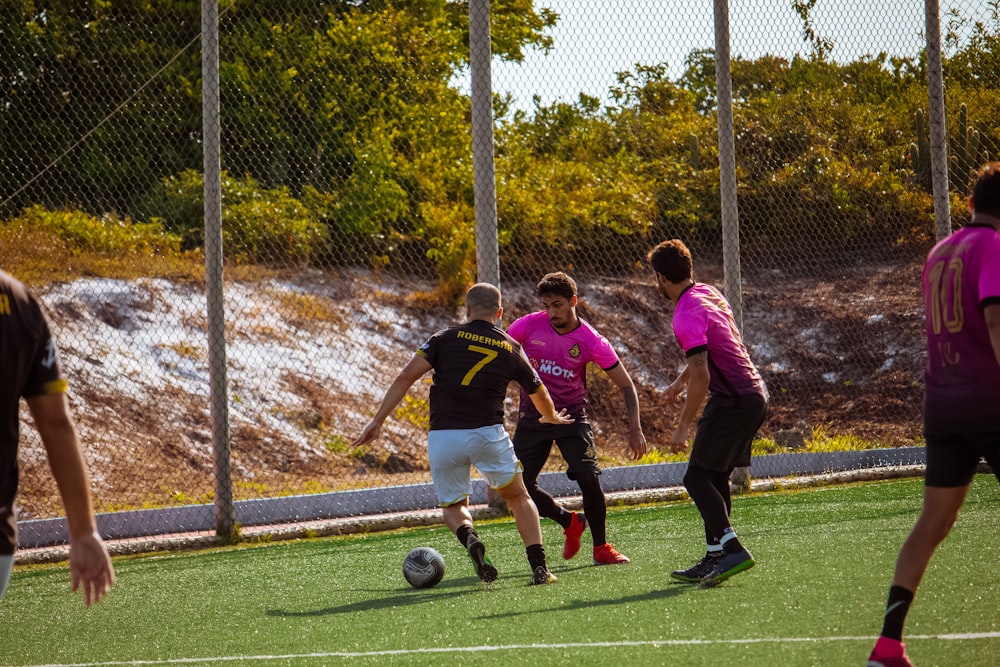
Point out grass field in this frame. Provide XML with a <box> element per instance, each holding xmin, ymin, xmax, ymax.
<box><xmin>3</xmin><ymin>477</ymin><xmax>998</xmax><ymax>666</ymax></box>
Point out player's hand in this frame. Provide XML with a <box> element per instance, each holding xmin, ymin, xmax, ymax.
<box><xmin>627</xmin><ymin>428</ymin><xmax>647</xmax><ymax>460</ymax></box>
<box><xmin>69</xmin><ymin>531</ymin><xmax>115</xmax><ymax>607</ymax></box>
<box><xmin>667</xmin><ymin>426</ymin><xmax>689</xmax><ymax>454</ymax></box>
<box><xmin>539</xmin><ymin>408</ymin><xmax>574</xmax><ymax>425</ymax></box>
<box><xmin>665</xmin><ymin>382</ymin><xmax>686</xmax><ymax>404</ymax></box>
<box><xmin>351</xmin><ymin>421</ymin><xmax>382</xmax><ymax>447</ymax></box>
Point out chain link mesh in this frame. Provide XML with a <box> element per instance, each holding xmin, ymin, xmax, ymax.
<box><xmin>3</xmin><ymin>0</ymin><xmax>997</xmax><ymax>549</ymax></box>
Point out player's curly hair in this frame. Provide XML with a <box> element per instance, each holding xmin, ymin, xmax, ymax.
<box><xmin>971</xmin><ymin>161</ymin><xmax>1000</xmax><ymax>218</ymax></box>
<box><xmin>536</xmin><ymin>271</ymin><xmax>577</xmax><ymax>300</ymax></box>
<box><xmin>647</xmin><ymin>239</ymin><xmax>693</xmax><ymax>283</ymax></box>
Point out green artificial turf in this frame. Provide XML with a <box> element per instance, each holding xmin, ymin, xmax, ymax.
<box><xmin>3</xmin><ymin>476</ymin><xmax>997</xmax><ymax>666</ymax></box>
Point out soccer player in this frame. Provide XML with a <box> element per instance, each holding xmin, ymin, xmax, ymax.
<box><xmin>867</xmin><ymin>163</ymin><xmax>1000</xmax><ymax>667</ymax></box>
<box><xmin>352</xmin><ymin>283</ymin><xmax>573</xmax><ymax>586</ymax></box>
<box><xmin>1</xmin><ymin>269</ymin><xmax>115</xmax><ymax>605</ymax></box>
<box><xmin>647</xmin><ymin>240</ymin><xmax>768</xmax><ymax>587</ymax></box>
<box><xmin>507</xmin><ymin>272</ymin><xmax>647</xmax><ymax>566</ymax></box>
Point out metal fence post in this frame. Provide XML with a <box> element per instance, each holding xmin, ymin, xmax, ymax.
<box><xmin>469</xmin><ymin>0</ymin><xmax>504</xmax><ymax>509</ymax></box>
<box><xmin>202</xmin><ymin>0</ymin><xmax>235</xmax><ymax>541</ymax></box>
<box><xmin>714</xmin><ymin>0</ymin><xmax>742</xmax><ymax>332</ymax></box>
<box><xmin>925</xmin><ymin>0</ymin><xmax>952</xmax><ymax>241</ymax></box>
<box><xmin>469</xmin><ymin>0</ymin><xmax>500</xmax><ymax>291</ymax></box>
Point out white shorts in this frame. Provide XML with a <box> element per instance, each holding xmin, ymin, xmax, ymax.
<box><xmin>0</xmin><ymin>554</ymin><xmax>13</xmax><ymax>600</ymax></box>
<box><xmin>428</xmin><ymin>424</ymin><xmax>523</xmax><ymax>506</ymax></box>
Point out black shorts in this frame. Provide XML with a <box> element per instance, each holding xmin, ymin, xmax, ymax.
<box><xmin>513</xmin><ymin>421</ymin><xmax>600</xmax><ymax>482</ymax></box>
<box><xmin>690</xmin><ymin>393</ymin><xmax>767</xmax><ymax>473</ymax></box>
<box><xmin>924</xmin><ymin>430</ymin><xmax>1000</xmax><ymax>488</ymax></box>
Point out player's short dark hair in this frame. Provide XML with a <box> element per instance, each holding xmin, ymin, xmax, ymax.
<box><xmin>971</xmin><ymin>161</ymin><xmax>1000</xmax><ymax>218</ymax></box>
<box><xmin>536</xmin><ymin>272</ymin><xmax>577</xmax><ymax>300</ymax></box>
<box><xmin>466</xmin><ymin>282</ymin><xmax>501</xmax><ymax>314</ymax></box>
<box><xmin>647</xmin><ymin>239</ymin><xmax>693</xmax><ymax>283</ymax></box>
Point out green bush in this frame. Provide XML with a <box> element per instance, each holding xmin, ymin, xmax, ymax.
<box><xmin>145</xmin><ymin>170</ymin><xmax>330</xmax><ymax>265</ymax></box>
<box><xmin>12</xmin><ymin>205</ymin><xmax>182</xmax><ymax>255</ymax></box>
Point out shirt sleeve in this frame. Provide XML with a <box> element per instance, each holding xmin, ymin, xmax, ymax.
<box><xmin>589</xmin><ymin>331</ymin><xmax>621</xmax><ymax>371</ymax></box>
<box><xmin>21</xmin><ymin>298</ymin><xmax>67</xmax><ymax>398</ymax></box>
<box><xmin>506</xmin><ymin>315</ymin><xmax>526</xmax><ymax>343</ymax></box>
<box><xmin>672</xmin><ymin>302</ymin><xmax>709</xmax><ymax>355</ymax></box>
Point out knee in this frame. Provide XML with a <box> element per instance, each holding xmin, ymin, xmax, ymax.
<box><xmin>498</xmin><ymin>483</ymin><xmax>531</xmax><ymax>506</ymax></box>
<box><xmin>683</xmin><ymin>465</ymin><xmax>712</xmax><ymax>492</ymax></box>
<box><xmin>574</xmin><ymin>470</ymin><xmax>602</xmax><ymax>493</ymax></box>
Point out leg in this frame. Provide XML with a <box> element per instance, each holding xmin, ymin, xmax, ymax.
<box><xmin>494</xmin><ymin>480</ymin><xmax>557</xmax><ymax>585</ymax></box>
<box><xmin>684</xmin><ymin>464</ymin><xmax>732</xmax><ymax>542</ymax></box>
<box><xmin>444</xmin><ymin>499</ymin><xmax>498</xmax><ymax>583</ymax></box>
<box><xmin>888</xmin><ymin>484</ymin><xmax>968</xmax><ymax>613</ymax></box>
<box><xmin>513</xmin><ymin>425</ymin><xmax>567</xmax><ymax>525</ymax></box>
<box><xmin>442</xmin><ymin>498</ymin><xmax>475</xmax><ymax>536</ymax></box>
<box><xmin>553</xmin><ymin>424</ymin><xmax>605</xmax><ymax>540</ymax></box>
<box><xmin>556</xmin><ymin>425</ymin><xmax>628</xmax><ymax>564</ymax></box>
<box><xmin>485</xmin><ymin>426</ymin><xmax>557</xmax><ymax>585</ymax></box>
<box><xmin>575</xmin><ymin>471</ymin><xmax>607</xmax><ymax>545</ymax></box>
<box><xmin>672</xmin><ymin>465</ymin><xmax>730</xmax><ymax>582</ymax></box>
<box><xmin>684</xmin><ymin>464</ymin><xmax>754</xmax><ymax>586</ymax></box>
<box><xmin>868</xmin><ymin>485</ymin><xmax>968</xmax><ymax>666</ymax></box>
<box><xmin>429</xmin><ymin>428</ymin><xmax>497</xmax><ymax>583</ymax></box>
<box><xmin>495</xmin><ymin>473</ymin><xmax>543</xmax><ymax>547</ymax></box>
<box><xmin>712</xmin><ymin>469</ymin><xmax>733</xmax><ymax>518</ymax></box>
<box><xmin>869</xmin><ymin>433</ymin><xmax>986</xmax><ymax>665</ymax></box>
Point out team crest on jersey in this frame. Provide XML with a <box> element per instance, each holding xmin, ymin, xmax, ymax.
<box><xmin>568</xmin><ymin>343</ymin><xmax>581</xmax><ymax>358</ymax></box>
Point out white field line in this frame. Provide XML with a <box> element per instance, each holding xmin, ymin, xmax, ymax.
<box><xmin>22</xmin><ymin>632</ymin><xmax>1000</xmax><ymax>667</ymax></box>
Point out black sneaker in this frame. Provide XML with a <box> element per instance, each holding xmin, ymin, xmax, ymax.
<box><xmin>530</xmin><ymin>565</ymin><xmax>557</xmax><ymax>585</ymax></box>
<box><xmin>466</xmin><ymin>535</ymin><xmax>498</xmax><ymax>583</ymax></box>
<box><xmin>699</xmin><ymin>548</ymin><xmax>755</xmax><ymax>588</ymax></box>
<box><xmin>670</xmin><ymin>552</ymin><xmax>722</xmax><ymax>583</ymax></box>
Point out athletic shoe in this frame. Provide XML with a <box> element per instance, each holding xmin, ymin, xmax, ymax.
<box><xmin>699</xmin><ymin>547</ymin><xmax>755</xmax><ymax>587</ymax></box>
<box><xmin>530</xmin><ymin>566</ymin><xmax>558</xmax><ymax>585</ymax></box>
<box><xmin>593</xmin><ymin>543</ymin><xmax>630</xmax><ymax>565</ymax></box>
<box><xmin>466</xmin><ymin>534</ymin><xmax>498</xmax><ymax>583</ymax></box>
<box><xmin>867</xmin><ymin>638</ymin><xmax>914</xmax><ymax>667</ymax></box>
<box><xmin>670</xmin><ymin>552</ymin><xmax>722</xmax><ymax>583</ymax></box>
<box><xmin>562</xmin><ymin>512</ymin><xmax>587</xmax><ymax>560</ymax></box>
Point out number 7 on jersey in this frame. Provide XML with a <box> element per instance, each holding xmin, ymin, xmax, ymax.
<box><xmin>461</xmin><ymin>345</ymin><xmax>498</xmax><ymax>385</ymax></box>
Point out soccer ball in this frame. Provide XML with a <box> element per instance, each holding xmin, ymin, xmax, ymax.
<box><xmin>402</xmin><ymin>546</ymin><xmax>445</xmax><ymax>589</ymax></box>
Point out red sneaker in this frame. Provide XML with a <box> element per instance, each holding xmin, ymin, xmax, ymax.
<box><xmin>867</xmin><ymin>638</ymin><xmax>913</xmax><ymax>667</ymax></box>
<box><xmin>562</xmin><ymin>512</ymin><xmax>587</xmax><ymax>559</ymax></box>
<box><xmin>593</xmin><ymin>543</ymin><xmax>630</xmax><ymax>565</ymax></box>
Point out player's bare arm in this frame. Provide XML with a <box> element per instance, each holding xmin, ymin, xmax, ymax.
<box><xmin>669</xmin><ymin>351</ymin><xmax>709</xmax><ymax>451</ymax></box>
<box><xmin>665</xmin><ymin>364</ymin><xmax>690</xmax><ymax>403</ymax></box>
<box><xmin>986</xmin><ymin>303</ymin><xmax>1000</xmax><ymax>368</ymax></box>
<box><xmin>26</xmin><ymin>392</ymin><xmax>115</xmax><ymax>606</ymax></box>
<box><xmin>352</xmin><ymin>355</ymin><xmax>432</xmax><ymax>446</ymax></box>
<box><xmin>605</xmin><ymin>364</ymin><xmax>647</xmax><ymax>459</ymax></box>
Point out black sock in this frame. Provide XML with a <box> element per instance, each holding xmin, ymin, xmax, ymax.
<box><xmin>722</xmin><ymin>538</ymin><xmax>745</xmax><ymax>554</ymax></box>
<box><xmin>720</xmin><ymin>528</ymin><xmax>744</xmax><ymax>554</ymax></box>
<box><xmin>456</xmin><ymin>525</ymin><xmax>476</xmax><ymax>548</ymax></box>
<box><xmin>526</xmin><ymin>543</ymin><xmax>547</xmax><ymax>571</ymax></box>
<box><xmin>880</xmin><ymin>585</ymin><xmax>915</xmax><ymax>641</ymax></box>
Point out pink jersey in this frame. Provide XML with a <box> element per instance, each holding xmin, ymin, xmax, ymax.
<box><xmin>507</xmin><ymin>310</ymin><xmax>620</xmax><ymax>421</ymax></box>
<box><xmin>673</xmin><ymin>283</ymin><xmax>766</xmax><ymax>398</ymax></box>
<box><xmin>922</xmin><ymin>223</ymin><xmax>1000</xmax><ymax>434</ymax></box>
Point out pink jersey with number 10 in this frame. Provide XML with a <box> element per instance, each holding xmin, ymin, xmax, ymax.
<box><xmin>922</xmin><ymin>223</ymin><xmax>1000</xmax><ymax>435</ymax></box>
<box><xmin>507</xmin><ymin>310</ymin><xmax>620</xmax><ymax>422</ymax></box>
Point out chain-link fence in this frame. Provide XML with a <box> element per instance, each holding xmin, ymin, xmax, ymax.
<box><xmin>3</xmin><ymin>0</ymin><xmax>998</xmax><ymax>550</ymax></box>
